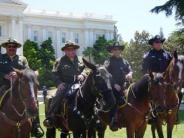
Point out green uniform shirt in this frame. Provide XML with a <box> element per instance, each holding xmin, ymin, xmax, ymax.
<box><xmin>0</xmin><ymin>53</ymin><xmax>29</xmax><ymax>85</ymax></box>
<box><xmin>52</xmin><ymin>55</ymin><xmax>85</xmax><ymax>86</ymax></box>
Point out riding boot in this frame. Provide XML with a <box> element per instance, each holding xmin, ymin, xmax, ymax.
<box><xmin>109</xmin><ymin>106</ymin><xmax>118</xmax><ymax>131</ymax></box>
<box><xmin>31</xmin><ymin>101</ymin><xmax>44</xmax><ymax>138</ymax></box>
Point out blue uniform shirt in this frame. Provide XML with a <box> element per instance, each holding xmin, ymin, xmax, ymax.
<box><xmin>142</xmin><ymin>49</ymin><xmax>172</xmax><ymax>74</ymax></box>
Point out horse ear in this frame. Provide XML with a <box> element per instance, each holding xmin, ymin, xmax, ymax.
<box><xmin>173</xmin><ymin>50</ymin><xmax>178</xmax><ymax>62</ymax></box>
<box><xmin>82</xmin><ymin>58</ymin><xmax>96</xmax><ymax>71</ymax></box>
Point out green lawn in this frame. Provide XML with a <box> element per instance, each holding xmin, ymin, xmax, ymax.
<box><xmin>38</xmin><ymin>104</ymin><xmax>184</xmax><ymax>138</ymax></box>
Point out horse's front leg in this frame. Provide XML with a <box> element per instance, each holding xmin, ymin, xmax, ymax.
<box><xmin>135</xmin><ymin>122</ymin><xmax>147</xmax><ymax>138</ymax></box>
<box><xmin>73</xmin><ymin>131</ymin><xmax>81</xmax><ymax>138</ymax></box>
<box><xmin>151</xmin><ymin>123</ymin><xmax>156</xmax><ymax>138</ymax></box>
<box><xmin>167</xmin><ymin>112</ymin><xmax>176</xmax><ymax>138</ymax></box>
<box><xmin>126</xmin><ymin>124</ymin><xmax>135</xmax><ymax>138</ymax></box>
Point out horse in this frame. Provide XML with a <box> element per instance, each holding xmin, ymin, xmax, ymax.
<box><xmin>95</xmin><ymin>72</ymin><xmax>167</xmax><ymax>138</ymax></box>
<box><xmin>44</xmin><ymin>58</ymin><xmax>116</xmax><ymax>138</ymax></box>
<box><xmin>0</xmin><ymin>68</ymin><xmax>39</xmax><ymax>138</ymax></box>
<box><xmin>150</xmin><ymin>51</ymin><xmax>184</xmax><ymax>138</ymax></box>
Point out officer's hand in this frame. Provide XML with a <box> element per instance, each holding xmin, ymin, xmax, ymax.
<box><xmin>114</xmin><ymin>84</ymin><xmax>121</xmax><ymax>92</ymax></box>
<box><xmin>4</xmin><ymin>74</ymin><xmax>11</xmax><ymax>80</ymax></box>
<box><xmin>57</xmin><ymin>83</ymin><xmax>65</xmax><ymax>91</ymax></box>
<box><xmin>77</xmin><ymin>75</ymin><xmax>85</xmax><ymax>82</ymax></box>
<box><xmin>126</xmin><ymin>73</ymin><xmax>132</xmax><ymax>81</ymax></box>
<box><xmin>9</xmin><ymin>71</ymin><xmax>18</xmax><ymax>79</ymax></box>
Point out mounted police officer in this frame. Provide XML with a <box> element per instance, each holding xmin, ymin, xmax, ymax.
<box><xmin>0</xmin><ymin>38</ymin><xmax>43</xmax><ymax>138</ymax></box>
<box><xmin>142</xmin><ymin>35</ymin><xmax>172</xmax><ymax>74</ymax></box>
<box><xmin>105</xmin><ymin>42</ymin><xmax>133</xmax><ymax>131</ymax></box>
<box><xmin>44</xmin><ymin>41</ymin><xmax>86</xmax><ymax>129</ymax></box>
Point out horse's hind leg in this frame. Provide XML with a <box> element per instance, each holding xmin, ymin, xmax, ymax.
<box><xmin>73</xmin><ymin>131</ymin><xmax>81</xmax><ymax>138</ymax></box>
<box><xmin>126</xmin><ymin>124</ymin><xmax>135</xmax><ymax>138</ymax></box>
<box><xmin>46</xmin><ymin>128</ymin><xmax>56</xmax><ymax>138</ymax></box>
<box><xmin>155</xmin><ymin>122</ymin><xmax>164</xmax><ymax>138</ymax></box>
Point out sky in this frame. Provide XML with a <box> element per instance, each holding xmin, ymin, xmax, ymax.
<box><xmin>23</xmin><ymin>0</ymin><xmax>178</xmax><ymax>42</ymax></box>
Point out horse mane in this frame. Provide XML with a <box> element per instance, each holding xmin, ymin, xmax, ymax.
<box><xmin>131</xmin><ymin>74</ymin><xmax>150</xmax><ymax>101</ymax></box>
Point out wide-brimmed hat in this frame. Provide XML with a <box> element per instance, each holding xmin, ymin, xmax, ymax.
<box><xmin>106</xmin><ymin>42</ymin><xmax>125</xmax><ymax>52</ymax></box>
<box><xmin>1</xmin><ymin>38</ymin><xmax>21</xmax><ymax>48</ymax></box>
<box><xmin>148</xmin><ymin>35</ymin><xmax>165</xmax><ymax>45</ymax></box>
<box><xmin>61</xmin><ymin>41</ymin><xmax>80</xmax><ymax>51</ymax></box>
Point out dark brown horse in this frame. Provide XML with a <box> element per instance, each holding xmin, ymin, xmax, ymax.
<box><xmin>96</xmin><ymin>73</ymin><xmax>167</xmax><ymax>138</ymax></box>
<box><xmin>150</xmin><ymin>52</ymin><xmax>184</xmax><ymax>138</ymax></box>
<box><xmin>44</xmin><ymin>58</ymin><xmax>116</xmax><ymax>138</ymax></box>
<box><xmin>0</xmin><ymin>69</ymin><xmax>39</xmax><ymax>138</ymax></box>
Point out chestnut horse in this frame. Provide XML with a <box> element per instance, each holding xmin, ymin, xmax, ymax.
<box><xmin>150</xmin><ymin>52</ymin><xmax>184</xmax><ymax>138</ymax></box>
<box><xmin>96</xmin><ymin>73</ymin><xmax>167</xmax><ymax>138</ymax></box>
<box><xmin>0</xmin><ymin>69</ymin><xmax>39</xmax><ymax>138</ymax></box>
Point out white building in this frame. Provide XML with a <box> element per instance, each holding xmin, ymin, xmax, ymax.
<box><xmin>0</xmin><ymin>0</ymin><xmax>116</xmax><ymax>57</ymax></box>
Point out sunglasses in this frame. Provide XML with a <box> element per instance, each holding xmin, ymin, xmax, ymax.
<box><xmin>7</xmin><ymin>45</ymin><xmax>17</xmax><ymax>48</ymax></box>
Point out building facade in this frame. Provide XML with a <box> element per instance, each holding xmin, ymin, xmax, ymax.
<box><xmin>0</xmin><ymin>0</ymin><xmax>116</xmax><ymax>57</ymax></box>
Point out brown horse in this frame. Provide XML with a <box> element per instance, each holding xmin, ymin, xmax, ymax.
<box><xmin>150</xmin><ymin>52</ymin><xmax>184</xmax><ymax>138</ymax></box>
<box><xmin>0</xmin><ymin>69</ymin><xmax>39</xmax><ymax>138</ymax></box>
<box><xmin>96</xmin><ymin>73</ymin><xmax>167</xmax><ymax>138</ymax></box>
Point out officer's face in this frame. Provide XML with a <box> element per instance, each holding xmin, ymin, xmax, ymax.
<box><xmin>111</xmin><ymin>48</ymin><xmax>121</xmax><ymax>57</ymax></box>
<box><xmin>6</xmin><ymin>44</ymin><xmax>17</xmax><ymax>56</ymax></box>
<box><xmin>152</xmin><ymin>41</ymin><xmax>162</xmax><ymax>51</ymax></box>
<box><xmin>64</xmin><ymin>48</ymin><xmax>77</xmax><ymax>59</ymax></box>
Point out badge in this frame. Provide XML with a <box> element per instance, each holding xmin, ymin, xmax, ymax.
<box><xmin>63</xmin><ymin>64</ymin><xmax>70</xmax><ymax>69</ymax></box>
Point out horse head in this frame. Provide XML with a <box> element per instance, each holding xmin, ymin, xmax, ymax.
<box><xmin>164</xmin><ymin>51</ymin><xmax>184</xmax><ymax>87</ymax></box>
<box><xmin>13</xmin><ymin>68</ymin><xmax>39</xmax><ymax>118</ymax></box>
<box><xmin>82</xmin><ymin>58</ymin><xmax>115</xmax><ymax>112</ymax></box>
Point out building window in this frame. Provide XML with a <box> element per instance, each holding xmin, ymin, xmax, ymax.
<box><xmin>0</xmin><ymin>26</ymin><xmax>2</xmax><ymax>37</ymax></box>
<box><xmin>33</xmin><ymin>30</ymin><xmax>38</xmax><ymax>41</ymax></box>
<box><xmin>61</xmin><ymin>32</ymin><xmax>66</xmax><ymax>43</ymax></box>
<box><xmin>74</xmin><ymin>33</ymin><xmax>79</xmax><ymax>43</ymax></box>
<box><xmin>47</xmin><ymin>31</ymin><xmax>53</xmax><ymax>40</ymax></box>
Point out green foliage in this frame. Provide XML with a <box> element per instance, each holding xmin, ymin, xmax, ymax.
<box><xmin>23</xmin><ymin>40</ymin><xmax>41</xmax><ymax>70</ymax></box>
<box><xmin>39</xmin><ymin>37</ymin><xmax>55</xmax><ymax>69</ymax></box>
<box><xmin>164</xmin><ymin>31</ymin><xmax>184</xmax><ymax>54</ymax></box>
<box><xmin>123</xmin><ymin>31</ymin><xmax>150</xmax><ymax>80</ymax></box>
<box><xmin>23</xmin><ymin>38</ymin><xmax>55</xmax><ymax>87</ymax></box>
<box><xmin>151</xmin><ymin>0</ymin><xmax>184</xmax><ymax>23</ymax></box>
<box><xmin>83</xmin><ymin>47</ymin><xmax>94</xmax><ymax>62</ymax></box>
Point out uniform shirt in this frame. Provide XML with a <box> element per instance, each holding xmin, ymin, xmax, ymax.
<box><xmin>142</xmin><ymin>49</ymin><xmax>172</xmax><ymax>74</ymax></box>
<box><xmin>105</xmin><ymin>56</ymin><xmax>132</xmax><ymax>86</ymax></box>
<box><xmin>0</xmin><ymin>53</ymin><xmax>29</xmax><ymax>84</ymax></box>
<box><xmin>52</xmin><ymin>55</ymin><xmax>85</xmax><ymax>86</ymax></box>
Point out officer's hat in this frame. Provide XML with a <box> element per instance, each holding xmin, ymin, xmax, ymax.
<box><xmin>148</xmin><ymin>35</ymin><xmax>165</xmax><ymax>45</ymax></box>
<box><xmin>106</xmin><ymin>42</ymin><xmax>125</xmax><ymax>52</ymax></box>
<box><xmin>1</xmin><ymin>38</ymin><xmax>21</xmax><ymax>48</ymax></box>
<box><xmin>61</xmin><ymin>41</ymin><xmax>80</xmax><ymax>51</ymax></box>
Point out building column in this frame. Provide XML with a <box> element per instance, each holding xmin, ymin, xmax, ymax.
<box><xmin>11</xmin><ymin>17</ymin><xmax>16</xmax><ymax>38</ymax></box>
<box><xmin>17</xmin><ymin>19</ymin><xmax>23</xmax><ymax>55</ymax></box>
<box><xmin>105</xmin><ymin>31</ymin><xmax>110</xmax><ymax>40</ymax></box>
<box><xmin>56</xmin><ymin>30</ymin><xmax>61</xmax><ymax>58</ymax></box>
<box><xmin>84</xmin><ymin>30</ymin><xmax>89</xmax><ymax>47</ymax></box>
<box><xmin>69</xmin><ymin>31</ymin><xmax>73</xmax><ymax>41</ymax></box>
<box><xmin>89</xmin><ymin>30</ymin><xmax>94</xmax><ymax>47</ymax></box>
<box><xmin>27</xmin><ymin>26</ymin><xmax>32</xmax><ymax>40</ymax></box>
<box><xmin>42</xmin><ymin>28</ymin><xmax>47</xmax><ymax>41</ymax></box>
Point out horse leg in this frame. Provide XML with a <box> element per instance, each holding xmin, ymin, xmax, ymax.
<box><xmin>60</xmin><ymin>129</ymin><xmax>69</xmax><ymax>138</ymax></box>
<box><xmin>88</xmin><ymin>128</ymin><xmax>96</xmax><ymax>138</ymax></box>
<box><xmin>151</xmin><ymin>123</ymin><xmax>156</xmax><ymax>138</ymax></box>
<box><xmin>155</xmin><ymin>121</ymin><xmax>164</xmax><ymax>138</ymax></box>
<box><xmin>167</xmin><ymin>113</ymin><xmax>176</xmax><ymax>138</ymax></box>
<box><xmin>135</xmin><ymin>123</ymin><xmax>147</xmax><ymax>138</ymax></box>
<box><xmin>126</xmin><ymin>124</ymin><xmax>135</xmax><ymax>138</ymax></box>
<box><xmin>73</xmin><ymin>131</ymin><xmax>81</xmax><ymax>138</ymax></box>
<box><xmin>46</xmin><ymin>128</ymin><xmax>56</xmax><ymax>138</ymax></box>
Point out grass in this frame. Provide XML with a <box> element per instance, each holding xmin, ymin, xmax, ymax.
<box><xmin>38</xmin><ymin>104</ymin><xmax>184</xmax><ymax>138</ymax></box>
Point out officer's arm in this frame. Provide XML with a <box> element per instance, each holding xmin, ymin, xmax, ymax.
<box><xmin>0</xmin><ymin>72</ymin><xmax>5</xmax><ymax>84</ymax></box>
<box><xmin>124</xmin><ymin>60</ymin><xmax>133</xmax><ymax>75</ymax></box>
<box><xmin>52</xmin><ymin>60</ymin><xmax>63</xmax><ymax>86</ymax></box>
<box><xmin>142</xmin><ymin>55</ymin><xmax>150</xmax><ymax>74</ymax></box>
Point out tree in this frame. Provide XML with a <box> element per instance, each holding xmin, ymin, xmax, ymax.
<box><xmin>92</xmin><ymin>35</ymin><xmax>114</xmax><ymax>64</ymax></box>
<box><xmin>83</xmin><ymin>47</ymin><xmax>94</xmax><ymax>62</ymax></box>
<box><xmin>123</xmin><ymin>31</ymin><xmax>151</xmax><ymax>80</ymax></box>
<box><xmin>23</xmin><ymin>40</ymin><xmax>41</xmax><ymax>70</ymax></box>
<box><xmin>164</xmin><ymin>30</ymin><xmax>184</xmax><ymax>54</ymax></box>
<box><xmin>38</xmin><ymin>37</ymin><xmax>56</xmax><ymax>87</ymax></box>
<box><xmin>151</xmin><ymin>0</ymin><xmax>184</xmax><ymax>23</ymax></box>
